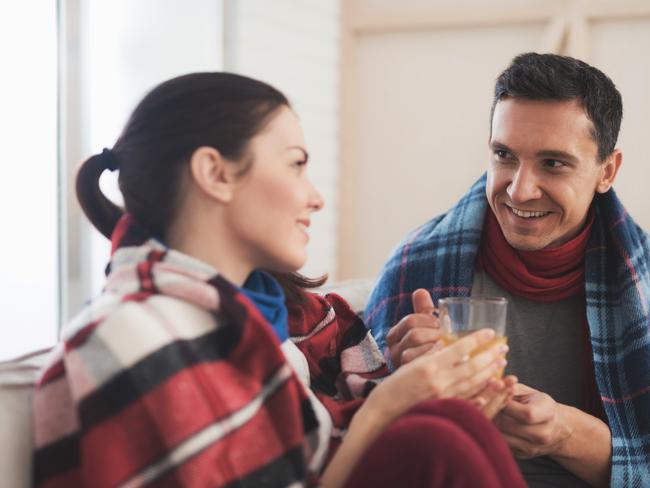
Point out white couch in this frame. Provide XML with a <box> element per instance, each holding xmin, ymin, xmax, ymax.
<box><xmin>0</xmin><ymin>279</ymin><xmax>375</xmax><ymax>487</ymax></box>
<box><xmin>0</xmin><ymin>348</ymin><xmax>51</xmax><ymax>487</ymax></box>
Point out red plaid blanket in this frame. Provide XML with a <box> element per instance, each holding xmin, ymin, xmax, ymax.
<box><xmin>33</xmin><ymin>215</ymin><xmax>388</xmax><ymax>487</ymax></box>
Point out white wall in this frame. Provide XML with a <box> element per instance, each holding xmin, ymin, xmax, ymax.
<box><xmin>591</xmin><ymin>19</ymin><xmax>650</xmax><ymax>231</ymax></box>
<box><xmin>0</xmin><ymin>2</ymin><xmax>58</xmax><ymax>359</ymax></box>
<box><xmin>225</xmin><ymin>0</ymin><xmax>341</xmax><ymax>280</ymax></box>
<box><xmin>61</xmin><ymin>0</ymin><xmax>224</xmax><ymax>322</ymax></box>
<box><xmin>3</xmin><ymin>1</ymin><xmax>341</xmax><ymax>358</ymax></box>
<box><xmin>339</xmin><ymin>0</ymin><xmax>650</xmax><ymax>281</ymax></box>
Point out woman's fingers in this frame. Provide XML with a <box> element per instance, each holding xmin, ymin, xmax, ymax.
<box><xmin>479</xmin><ymin>381</ymin><xmax>511</xmax><ymax>419</ymax></box>
<box><xmin>449</xmin><ymin>358</ymin><xmax>506</xmax><ymax>399</ymax></box>
<box><xmin>432</xmin><ymin>328</ymin><xmax>498</xmax><ymax>367</ymax></box>
<box><xmin>427</xmin><ymin>331</ymin><xmax>508</xmax><ymax>398</ymax></box>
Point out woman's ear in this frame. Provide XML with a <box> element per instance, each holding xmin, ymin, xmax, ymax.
<box><xmin>596</xmin><ymin>149</ymin><xmax>623</xmax><ymax>194</ymax></box>
<box><xmin>189</xmin><ymin>146</ymin><xmax>238</xmax><ymax>203</ymax></box>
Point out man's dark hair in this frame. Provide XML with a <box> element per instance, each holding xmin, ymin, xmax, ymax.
<box><xmin>491</xmin><ymin>52</ymin><xmax>623</xmax><ymax>161</ymax></box>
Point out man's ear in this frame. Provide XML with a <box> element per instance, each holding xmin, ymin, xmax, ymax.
<box><xmin>596</xmin><ymin>149</ymin><xmax>623</xmax><ymax>194</ymax></box>
<box><xmin>189</xmin><ymin>146</ymin><xmax>237</xmax><ymax>203</ymax></box>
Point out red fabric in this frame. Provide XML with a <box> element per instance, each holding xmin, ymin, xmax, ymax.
<box><xmin>477</xmin><ymin>208</ymin><xmax>594</xmax><ymax>302</ymax></box>
<box><xmin>344</xmin><ymin>399</ymin><xmax>526</xmax><ymax>488</ymax></box>
<box><xmin>287</xmin><ymin>291</ymin><xmax>390</xmax><ymax>462</ymax></box>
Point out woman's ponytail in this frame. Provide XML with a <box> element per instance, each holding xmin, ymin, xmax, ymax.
<box><xmin>75</xmin><ymin>149</ymin><xmax>123</xmax><ymax>239</ymax></box>
<box><xmin>76</xmin><ymin>72</ymin><xmax>289</xmax><ymax>242</ymax></box>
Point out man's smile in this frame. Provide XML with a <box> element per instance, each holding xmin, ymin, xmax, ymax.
<box><xmin>506</xmin><ymin>205</ymin><xmax>552</xmax><ymax>219</ymax></box>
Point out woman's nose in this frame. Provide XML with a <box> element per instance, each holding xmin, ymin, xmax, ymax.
<box><xmin>309</xmin><ymin>182</ymin><xmax>324</xmax><ymax>212</ymax></box>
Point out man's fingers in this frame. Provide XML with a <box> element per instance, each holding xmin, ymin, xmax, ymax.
<box><xmin>493</xmin><ymin>410</ymin><xmax>527</xmax><ymax>436</ymax></box>
<box><xmin>400</xmin><ymin>327</ymin><xmax>440</xmax><ymax>352</ymax></box>
<box><xmin>389</xmin><ymin>321</ymin><xmax>440</xmax><ymax>367</ymax></box>
<box><xmin>412</xmin><ymin>288</ymin><xmax>435</xmax><ymax>314</ymax></box>
<box><xmin>511</xmin><ymin>382</ymin><xmax>535</xmax><ymax>397</ymax></box>
<box><xmin>386</xmin><ymin>312</ymin><xmax>440</xmax><ymax>347</ymax></box>
<box><xmin>501</xmin><ymin>398</ymin><xmax>535</xmax><ymax>422</ymax></box>
<box><xmin>401</xmin><ymin>343</ymin><xmax>436</xmax><ymax>365</ymax></box>
<box><xmin>501</xmin><ymin>388</ymin><xmax>552</xmax><ymax>425</ymax></box>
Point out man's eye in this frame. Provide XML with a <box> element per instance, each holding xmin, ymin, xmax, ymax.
<box><xmin>544</xmin><ymin>159</ymin><xmax>564</xmax><ymax>168</ymax></box>
<box><xmin>494</xmin><ymin>150</ymin><xmax>509</xmax><ymax>159</ymax></box>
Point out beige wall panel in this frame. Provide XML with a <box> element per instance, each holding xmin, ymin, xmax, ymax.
<box><xmin>590</xmin><ymin>19</ymin><xmax>650</xmax><ymax>233</ymax></box>
<box><xmin>351</xmin><ymin>24</ymin><xmax>544</xmax><ymax>280</ymax></box>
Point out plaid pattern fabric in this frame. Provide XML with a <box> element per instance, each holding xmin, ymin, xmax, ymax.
<box><xmin>33</xmin><ymin>215</ymin><xmax>387</xmax><ymax>488</ymax></box>
<box><xmin>288</xmin><ymin>291</ymin><xmax>388</xmax><ymax>454</ymax></box>
<box><xmin>365</xmin><ymin>174</ymin><xmax>650</xmax><ymax>486</ymax></box>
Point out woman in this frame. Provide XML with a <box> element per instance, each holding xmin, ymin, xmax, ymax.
<box><xmin>33</xmin><ymin>72</ymin><xmax>525</xmax><ymax>487</ymax></box>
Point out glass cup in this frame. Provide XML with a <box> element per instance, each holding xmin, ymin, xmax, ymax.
<box><xmin>438</xmin><ymin>296</ymin><xmax>508</xmax><ymax>377</ymax></box>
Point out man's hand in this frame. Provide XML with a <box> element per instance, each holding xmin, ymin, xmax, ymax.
<box><xmin>493</xmin><ymin>383</ymin><xmax>572</xmax><ymax>459</ymax></box>
<box><xmin>385</xmin><ymin>289</ymin><xmax>441</xmax><ymax>368</ymax></box>
<box><xmin>494</xmin><ymin>383</ymin><xmax>612</xmax><ymax>487</ymax></box>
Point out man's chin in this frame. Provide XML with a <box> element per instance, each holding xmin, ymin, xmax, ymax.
<box><xmin>502</xmin><ymin>233</ymin><xmax>550</xmax><ymax>252</ymax></box>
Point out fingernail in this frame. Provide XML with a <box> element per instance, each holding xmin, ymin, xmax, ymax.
<box><xmin>497</xmin><ymin>358</ymin><xmax>507</xmax><ymax>368</ymax></box>
<box><xmin>498</xmin><ymin>344</ymin><xmax>509</xmax><ymax>353</ymax></box>
<box><xmin>482</xmin><ymin>329</ymin><xmax>495</xmax><ymax>340</ymax></box>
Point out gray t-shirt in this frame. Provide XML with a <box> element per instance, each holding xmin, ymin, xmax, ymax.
<box><xmin>472</xmin><ymin>270</ymin><xmax>592</xmax><ymax>488</ymax></box>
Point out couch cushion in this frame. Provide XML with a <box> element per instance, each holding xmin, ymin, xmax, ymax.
<box><xmin>0</xmin><ymin>348</ymin><xmax>51</xmax><ymax>488</ymax></box>
<box><xmin>316</xmin><ymin>278</ymin><xmax>374</xmax><ymax>316</ymax></box>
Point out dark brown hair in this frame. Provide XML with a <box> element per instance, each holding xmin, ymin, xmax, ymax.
<box><xmin>491</xmin><ymin>52</ymin><xmax>623</xmax><ymax>161</ymax></box>
<box><xmin>75</xmin><ymin>72</ymin><xmax>326</xmax><ymax>298</ymax></box>
<box><xmin>76</xmin><ymin>72</ymin><xmax>290</xmax><ymax>239</ymax></box>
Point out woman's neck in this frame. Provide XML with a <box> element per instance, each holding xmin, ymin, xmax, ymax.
<box><xmin>166</xmin><ymin>211</ymin><xmax>253</xmax><ymax>287</ymax></box>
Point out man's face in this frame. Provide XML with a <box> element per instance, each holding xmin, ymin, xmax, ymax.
<box><xmin>486</xmin><ymin>98</ymin><xmax>621</xmax><ymax>251</ymax></box>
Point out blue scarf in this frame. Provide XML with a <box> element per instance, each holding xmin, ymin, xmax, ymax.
<box><xmin>365</xmin><ymin>174</ymin><xmax>650</xmax><ymax>485</ymax></box>
<box><xmin>240</xmin><ymin>270</ymin><xmax>289</xmax><ymax>342</ymax></box>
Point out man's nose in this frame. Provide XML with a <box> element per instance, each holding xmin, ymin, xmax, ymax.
<box><xmin>507</xmin><ymin>165</ymin><xmax>542</xmax><ymax>203</ymax></box>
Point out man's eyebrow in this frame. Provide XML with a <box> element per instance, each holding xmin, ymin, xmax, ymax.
<box><xmin>287</xmin><ymin>145</ymin><xmax>309</xmax><ymax>162</ymax></box>
<box><xmin>489</xmin><ymin>141</ymin><xmax>514</xmax><ymax>153</ymax></box>
<box><xmin>535</xmin><ymin>149</ymin><xmax>578</xmax><ymax>164</ymax></box>
<box><xmin>489</xmin><ymin>142</ymin><xmax>579</xmax><ymax>164</ymax></box>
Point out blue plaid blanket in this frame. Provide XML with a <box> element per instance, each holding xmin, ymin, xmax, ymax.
<box><xmin>365</xmin><ymin>174</ymin><xmax>650</xmax><ymax>485</ymax></box>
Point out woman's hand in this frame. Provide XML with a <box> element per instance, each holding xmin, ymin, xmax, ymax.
<box><xmin>469</xmin><ymin>374</ymin><xmax>518</xmax><ymax>419</ymax></box>
<box><xmin>365</xmin><ymin>328</ymin><xmax>509</xmax><ymax>427</ymax></box>
<box><xmin>322</xmin><ymin>328</ymin><xmax>508</xmax><ymax>488</ymax></box>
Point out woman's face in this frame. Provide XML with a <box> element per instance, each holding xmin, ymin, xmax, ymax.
<box><xmin>225</xmin><ymin>106</ymin><xmax>324</xmax><ymax>273</ymax></box>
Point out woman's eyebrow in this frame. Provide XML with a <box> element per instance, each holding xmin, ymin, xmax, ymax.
<box><xmin>287</xmin><ymin>146</ymin><xmax>309</xmax><ymax>162</ymax></box>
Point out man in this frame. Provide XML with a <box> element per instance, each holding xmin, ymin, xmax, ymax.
<box><xmin>365</xmin><ymin>52</ymin><xmax>650</xmax><ymax>487</ymax></box>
